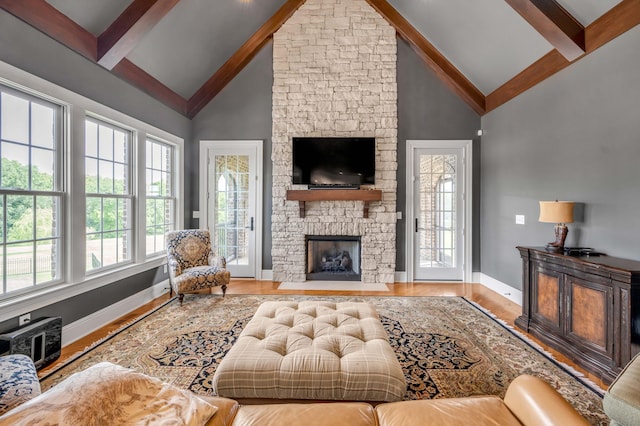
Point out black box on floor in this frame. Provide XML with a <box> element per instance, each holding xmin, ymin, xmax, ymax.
<box><xmin>0</xmin><ymin>316</ymin><xmax>62</xmax><ymax>369</ymax></box>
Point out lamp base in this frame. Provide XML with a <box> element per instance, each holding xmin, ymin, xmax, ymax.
<box><xmin>546</xmin><ymin>223</ymin><xmax>568</xmax><ymax>251</ymax></box>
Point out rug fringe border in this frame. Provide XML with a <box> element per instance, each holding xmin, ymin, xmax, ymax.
<box><xmin>461</xmin><ymin>297</ymin><xmax>605</xmax><ymax>397</ymax></box>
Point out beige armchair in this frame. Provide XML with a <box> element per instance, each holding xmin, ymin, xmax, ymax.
<box><xmin>166</xmin><ymin>229</ymin><xmax>231</xmax><ymax>303</ymax></box>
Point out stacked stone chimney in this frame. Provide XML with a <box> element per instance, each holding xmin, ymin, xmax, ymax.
<box><xmin>271</xmin><ymin>0</ymin><xmax>398</xmax><ymax>283</ymax></box>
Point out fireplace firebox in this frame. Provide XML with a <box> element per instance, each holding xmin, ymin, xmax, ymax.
<box><xmin>305</xmin><ymin>236</ymin><xmax>361</xmax><ymax>281</ymax></box>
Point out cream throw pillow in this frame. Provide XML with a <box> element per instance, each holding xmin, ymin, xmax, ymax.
<box><xmin>0</xmin><ymin>362</ymin><xmax>217</xmax><ymax>425</ymax></box>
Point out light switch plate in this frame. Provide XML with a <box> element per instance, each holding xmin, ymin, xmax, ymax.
<box><xmin>515</xmin><ymin>215</ymin><xmax>525</xmax><ymax>225</ymax></box>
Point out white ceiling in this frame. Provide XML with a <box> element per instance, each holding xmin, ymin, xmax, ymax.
<box><xmin>127</xmin><ymin>0</ymin><xmax>288</xmax><ymax>98</ymax></box>
<box><xmin>388</xmin><ymin>0</ymin><xmax>553</xmax><ymax>94</ymax></box>
<box><xmin>32</xmin><ymin>0</ymin><xmax>628</xmax><ymax>112</ymax></box>
<box><xmin>45</xmin><ymin>0</ymin><xmax>132</xmax><ymax>36</ymax></box>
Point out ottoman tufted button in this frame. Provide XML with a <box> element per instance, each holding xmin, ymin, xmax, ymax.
<box><xmin>261</xmin><ymin>334</ymin><xmax>289</xmax><ymax>356</ymax></box>
<box><xmin>245</xmin><ymin>330</ymin><xmax>266</xmax><ymax>340</ymax></box>
<box><xmin>274</xmin><ymin>313</ymin><xmax>295</xmax><ymax>328</ymax></box>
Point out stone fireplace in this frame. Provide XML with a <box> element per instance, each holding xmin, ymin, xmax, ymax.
<box><xmin>306</xmin><ymin>236</ymin><xmax>361</xmax><ymax>281</ymax></box>
<box><xmin>271</xmin><ymin>0</ymin><xmax>398</xmax><ymax>284</ymax></box>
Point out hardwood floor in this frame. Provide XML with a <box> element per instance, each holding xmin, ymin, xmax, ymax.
<box><xmin>38</xmin><ymin>279</ymin><xmax>608</xmax><ymax>390</ymax></box>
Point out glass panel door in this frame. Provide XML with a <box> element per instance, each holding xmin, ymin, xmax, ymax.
<box><xmin>206</xmin><ymin>144</ymin><xmax>258</xmax><ymax>278</ymax></box>
<box><xmin>413</xmin><ymin>148</ymin><xmax>464</xmax><ymax>280</ymax></box>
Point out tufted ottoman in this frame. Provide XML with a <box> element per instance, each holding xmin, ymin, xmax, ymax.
<box><xmin>212</xmin><ymin>301</ymin><xmax>406</xmax><ymax>402</ymax></box>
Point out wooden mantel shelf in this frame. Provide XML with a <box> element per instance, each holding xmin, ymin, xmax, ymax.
<box><xmin>286</xmin><ymin>189</ymin><xmax>382</xmax><ymax>218</ymax></box>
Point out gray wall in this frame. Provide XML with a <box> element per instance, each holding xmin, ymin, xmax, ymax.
<box><xmin>396</xmin><ymin>40</ymin><xmax>482</xmax><ymax>271</ymax></box>
<box><xmin>190</xmin><ymin>43</ymin><xmax>274</xmax><ymax>269</ymax></box>
<box><xmin>0</xmin><ymin>11</ymin><xmax>190</xmax><ymax>332</ymax></box>
<box><xmin>480</xmin><ymin>25</ymin><xmax>640</xmax><ymax>290</ymax></box>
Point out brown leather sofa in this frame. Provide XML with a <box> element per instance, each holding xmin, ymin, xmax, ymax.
<box><xmin>0</xmin><ymin>357</ymin><xmax>588</xmax><ymax>426</ymax></box>
<box><xmin>201</xmin><ymin>375</ymin><xmax>589</xmax><ymax>426</ymax></box>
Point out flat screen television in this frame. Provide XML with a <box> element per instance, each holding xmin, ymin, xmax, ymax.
<box><xmin>292</xmin><ymin>137</ymin><xmax>375</xmax><ymax>188</ymax></box>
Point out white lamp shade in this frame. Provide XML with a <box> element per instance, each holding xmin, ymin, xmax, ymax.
<box><xmin>539</xmin><ymin>201</ymin><xmax>574</xmax><ymax>224</ymax></box>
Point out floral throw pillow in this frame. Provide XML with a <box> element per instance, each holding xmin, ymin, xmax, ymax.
<box><xmin>0</xmin><ymin>362</ymin><xmax>217</xmax><ymax>425</ymax></box>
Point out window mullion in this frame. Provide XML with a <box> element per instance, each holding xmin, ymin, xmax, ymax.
<box><xmin>68</xmin><ymin>106</ymin><xmax>86</xmax><ymax>284</ymax></box>
<box><xmin>134</xmin><ymin>131</ymin><xmax>145</xmax><ymax>263</ymax></box>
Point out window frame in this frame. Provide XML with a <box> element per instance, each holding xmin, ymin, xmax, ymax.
<box><xmin>0</xmin><ymin>83</ymin><xmax>65</xmax><ymax>297</ymax></box>
<box><xmin>84</xmin><ymin>116</ymin><xmax>135</xmax><ymax>273</ymax></box>
<box><xmin>0</xmin><ymin>60</ymin><xmax>184</xmax><ymax>322</ymax></box>
<box><xmin>144</xmin><ymin>137</ymin><xmax>176</xmax><ymax>258</ymax></box>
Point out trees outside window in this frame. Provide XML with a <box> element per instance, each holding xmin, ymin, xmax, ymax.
<box><xmin>0</xmin><ymin>66</ymin><xmax>183</xmax><ymax>304</ymax></box>
<box><xmin>0</xmin><ymin>88</ymin><xmax>62</xmax><ymax>295</ymax></box>
<box><xmin>85</xmin><ymin>118</ymin><xmax>132</xmax><ymax>272</ymax></box>
<box><xmin>145</xmin><ymin>139</ymin><xmax>175</xmax><ymax>256</ymax></box>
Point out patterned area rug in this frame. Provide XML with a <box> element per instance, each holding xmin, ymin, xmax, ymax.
<box><xmin>40</xmin><ymin>295</ymin><xmax>607</xmax><ymax>425</ymax></box>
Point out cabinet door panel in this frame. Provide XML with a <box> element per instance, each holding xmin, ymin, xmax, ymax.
<box><xmin>566</xmin><ymin>275</ymin><xmax>613</xmax><ymax>358</ymax></box>
<box><xmin>532</xmin><ymin>264</ymin><xmax>561</xmax><ymax>331</ymax></box>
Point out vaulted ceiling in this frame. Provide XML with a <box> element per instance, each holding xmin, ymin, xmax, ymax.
<box><xmin>1</xmin><ymin>0</ymin><xmax>638</xmax><ymax>119</ymax></box>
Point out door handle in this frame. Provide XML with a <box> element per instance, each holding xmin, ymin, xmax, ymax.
<box><xmin>415</xmin><ymin>218</ymin><xmax>418</xmax><ymax>233</ymax></box>
<box><xmin>246</xmin><ymin>217</ymin><xmax>254</xmax><ymax>231</ymax></box>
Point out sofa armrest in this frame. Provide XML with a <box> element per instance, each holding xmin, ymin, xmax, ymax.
<box><xmin>199</xmin><ymin>396</ymin><xmax>239</xmax><ymax>426</ymax></box>
<box><xmin>503</xmin><ymin>375</ymin><xmax>589</xmax><ymax>426</ymax></box>
<box><xmin>0</xmin><ymin>354</ymin><xmax>41</xmax><ymax>416</ymax></box>
<box><xmin>167</xmin><ymin>258</ymin><xmax>181</xmax><ymax>277</ymax></box>
<box><xmin>209</xmin><ymin>255</ymin><xmax>226</xmax><ymax>269</ymax></box>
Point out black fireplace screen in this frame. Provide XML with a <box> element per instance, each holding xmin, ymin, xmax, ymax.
<box><xmin>306</xmin><ymin>236</ymin><xmax>361</xmax><ymax>281</ymax></box>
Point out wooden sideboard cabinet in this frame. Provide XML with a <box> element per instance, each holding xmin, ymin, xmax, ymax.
<box><xmin>515</xmin><ymin>246</ymin><xmax>640</xmax><ymax>384</ymax></box>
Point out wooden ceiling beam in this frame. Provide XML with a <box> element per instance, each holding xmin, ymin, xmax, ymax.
<box><xmin>0</xmin><ymin>0</ymin><xmax>188</xmax><ymax>116</ymax></box>
<box><xmin>98</xmin><ymin>0</ymin><xmax>181</xmax><ymax>70</ymax></box>
<box><xmin>187</xmin><ymin>0</ymin><xmax>307</xmax><ymax>119</ymax></box>
<box><xmin>113</xmin><ymin>59</ymin><xmax>188</xmax><ymax>115</ymax></box>
<box><xmin>485</xmin><ymin>50</ymin><xmax>570</xmax><ymax>112</ymax></box>
<box><xmin>364</xmin><ymin>0</ymin><xmax>485</xmax><ymax>115</ymax></box>
<box><xmin>486</xmin><ymin>0</ymin><xmax>640</xmax><ymax>114</ymax></box>
<box><xmin>0</xmin><ymin>0</ymin><xmax>97</xmax><ymax>61</ymax></box>
<box><xmin>504</xmin><ymin>0</ymin><xmax>585</xmax><ymax>61</ymax></box>
<box><xmin>585</xmin><ymin>0</ymin><xmax>640</xmax><ymax>52</ymax></box>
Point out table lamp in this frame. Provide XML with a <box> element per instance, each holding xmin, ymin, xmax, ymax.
<box><xmin>539</xmin><ymin>201</ymin><xmax>574</xmax><ymax>251</ymax></box>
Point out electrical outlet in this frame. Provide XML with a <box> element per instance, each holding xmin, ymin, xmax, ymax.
<box><xmin>163</xmin><ymin>263</ymin><xmax>168</xmax><ymax>274</ymax></box>
<box><xmin>19</xmin><ymin>313</ymin><xmax>31</xmax><ymax>326</ymax></box>
<box><xmin>515</xmin><ymin>215</ymin><xmax>525</xmax><ymax>225</ymax></box>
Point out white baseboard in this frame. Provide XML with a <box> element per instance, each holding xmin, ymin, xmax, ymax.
<box><xmin>61</xmin><ymin>280</ymin><xmax>170</xmax><ymax>346</ymax></box>
<box><xmin>473</xmin><ymin>272</ymin><xmax>522</xmax><ymax>306</ymax></box>
<box><xmin>394</xmin><ymin>271</ymin><xmax>407</xmax><ymax>283</ymax></box>
<box><xmin>260</xmin><ymin>269</ymin><xmax>273</xmax><ymax>281</ymax></box>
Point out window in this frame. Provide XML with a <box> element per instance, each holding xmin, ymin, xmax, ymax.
<box><xmin>0</xmin><ymin>86</ymin><xmax>63</xmax><ymax>295</ymax></box>
<box><xmin>145</xmin><ymin>138</ymin><xmax>175</xmax><ymax>256</ymax></box>
<box><xmin>0</xmin><ymin>62</ymin><xmax>183</xmax><ymax>312</ymax></box>
<box><xmin>85</xmin><ymin>118</ymin><xmax>132</xmax><ymax>272</ymax></box>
